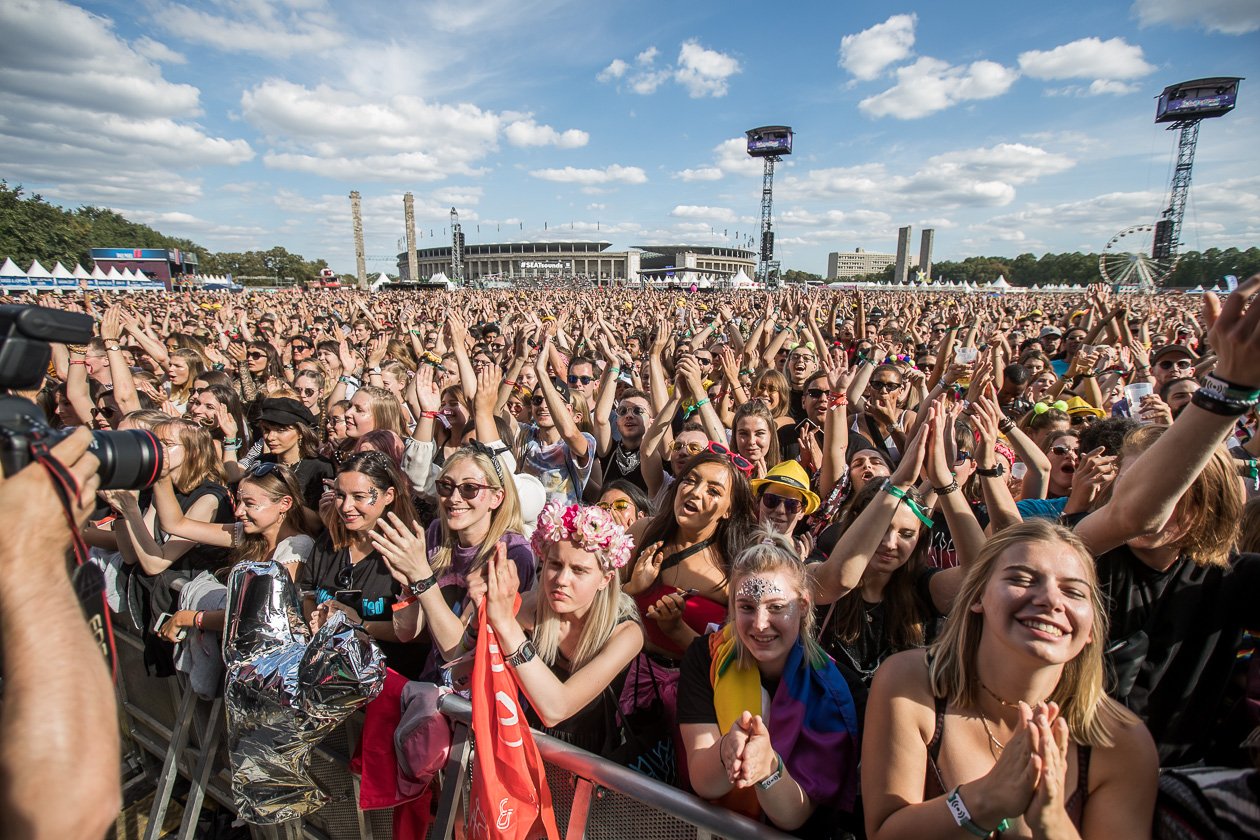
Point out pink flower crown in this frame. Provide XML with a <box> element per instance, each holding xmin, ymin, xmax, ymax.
<box><xmin>531</xmin><ymin>501</ymin><xmax>634</xmax><ymax>571</ymax></box>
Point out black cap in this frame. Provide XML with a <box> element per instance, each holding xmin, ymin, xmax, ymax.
<box><xmin>550</xmin><ymin>377</ymin><xmax>572</xmax><ymax>403</ymax></box>
<box><xmin>258</xmin><ymin>397</ymin><xmax>316</xmax><ymax>428</ymax></box>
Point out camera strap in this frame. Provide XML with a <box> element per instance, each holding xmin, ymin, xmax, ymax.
<box><xmin>29</xmin><ymin>441</ymin><xmax>118</xmax><ymax>683</ymax></box>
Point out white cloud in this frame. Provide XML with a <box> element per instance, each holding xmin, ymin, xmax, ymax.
<box><xmin>630</xmin><ymin>70</ymin><xmax>672</xmax><ymax>95</ymax></box>
<box><xmin>1132</xmin><ymin>0</ymin><xmax>1260</xmax><ymax>34</ymax></box>
<box><xmin>671</xmin><ymin>205</ymin><xmax>738</xmax><ymax>222</ymax></box>
<box><xmin>674</xmin><ymin>40</ymin><xmax>741</xmax><ymax>98</ymax></box>
<box><xmin>529</xmin><ymin>165</ymin><xmax>648</xmax><ymax>185</ymax></box>
<box><xmin>597</xmin><ymin>59</ymin><xmax>628</xmax><ymax>81</ymax></box>
<box><xmin>839</xmin><ymin>14</ymin><xmax>917</xmax><ymax>80</ymax></box>
<box><xmin>504</xmin><ymin>119</ymin><xmax>589</xmax><ymax>149</ymax></box>
<box><xmin>636</xmin><ymin>47</ymin><xmax>659</xmax><ymax>65</ymax></box>
<box><xmin>1018</xmin><ymin>37</ymin><xmax>1155</xmax><ymax>87</ymax></box>
<box><xmin>1089</xmin><ymin>79</ymin><xmax>1141</xmax><ymax>95</ymax></box>
<box><xmin>781</xmin><ymin>142</ymin><xmax>1074</xmax><ymax>209</ymax></box>
<box><xmin>674</xmin><ymin>167</ymin><xmax>724</xmax><ymax>181</ymax></box>
<box><xmin>0</xmin><ymin>0</ymin><xmax>252</xmax><ymax>209</ymax></box>
<box><xmin>133</xmin><ymin>35</ymin><xmax>186</xmax><ymax>65</ymax></box>
<box><xmin>859</xmin><ymin>57</ymin><xmax>1019</xmax><ymax>119</ymax></box>
<box><xmin>153</xmin><ymin>0</ymin><xmax>344</xmax><ymax>58</ymax></box>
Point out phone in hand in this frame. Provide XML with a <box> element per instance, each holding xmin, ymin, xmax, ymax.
<box><xmin>334</xmin><ymin>589</ymin><xmax>364</xmax><ymax>615</ymax></box>
<box><xmin>153</xmin><ymin>612</ymin><xmax>187</xmax><ymax>642</ymax></box>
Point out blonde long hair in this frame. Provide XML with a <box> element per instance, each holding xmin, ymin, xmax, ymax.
<box><xmin>927</xmin><ymin>519</ymin><xmax>1138</xmax><ymax>748</ymax></box>
<box><xmin>531</xmin><ymin>541</ymin><xmax>639</xmax><ymax>672</ymax></box>
<box><xmin>727</xmin><ymin>529</ymin><xmax>825</xmax><ymax>671</ymax></box>
<box><xmin>428</xmin><ymin>448</ymin><xmax>523</xmax><ymax>576</ymax></box>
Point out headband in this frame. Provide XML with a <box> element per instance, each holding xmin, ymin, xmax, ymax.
<box><xmin>1033</xmin><ymin>400</ymin><xmax>1069</xmax><ymax>414</ymax></box>
<box><xmin>531</xmin><ymin>501</ymin><xmax>633</xmax><ymax>571</ymax></box>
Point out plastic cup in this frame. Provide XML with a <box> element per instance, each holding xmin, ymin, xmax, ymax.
<box><xmin>1124</xmin><ymin>382</ymin><xmax>1154</xmax><ymax>418</ymax></box>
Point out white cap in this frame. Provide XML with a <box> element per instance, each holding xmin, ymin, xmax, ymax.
<box><xmin>512</xmin><ymin>473</ymin><xmax>547</xmax><ymax>538</ymax></box>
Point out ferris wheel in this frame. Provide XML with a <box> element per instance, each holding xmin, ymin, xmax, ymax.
<box><xmin>1098</xmin><ymin>224</ymin><xmax>1179</xmax><ymax>288</ymax></box>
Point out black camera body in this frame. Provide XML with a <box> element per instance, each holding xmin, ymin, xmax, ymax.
<box><xmin>0</xmin><ymin>305</ymin><xmax>163</xmax><ymax>489</ymax></box>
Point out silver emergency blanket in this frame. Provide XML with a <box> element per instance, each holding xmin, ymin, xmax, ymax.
<box><xmin>223</xmin><ymin>560</ymin><xmax>386</xmax><ymax>824</ymax></box>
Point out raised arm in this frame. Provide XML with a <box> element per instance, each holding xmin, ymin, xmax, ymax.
<box><xmin>1076</xmin><ymin>274</ymin><xmax>1260</xmax><ymax>555</ymax></box>
<box><xmin>100</xmin><ymin>307</ymin><xmax>140</xmax><ymax>415</ymax></box>
<box><xmin>534</xmin><ymin>337</ymin><xmax>590</xmax><ymax>462</ymax></box>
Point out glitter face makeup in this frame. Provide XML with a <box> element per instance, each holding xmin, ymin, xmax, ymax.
<box><xmin>367</xmin><ymin>487</ymin><xmax>379</xmax><ymax>506</ymax></box>
<box><xmin>736</xmin><ymin>576</ymin><xmax>783</xmax><ymax>602</ymax></box>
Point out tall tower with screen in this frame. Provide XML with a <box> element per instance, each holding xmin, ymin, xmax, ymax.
<box><xmin>746</xmin><ymin>126</ymin><xmax>793</xmax><ymax>288</ymax></box>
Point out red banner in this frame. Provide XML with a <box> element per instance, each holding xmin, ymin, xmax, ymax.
<box><xmin>467</xmin><ymin>605</ymin><xmax>559</xmax><ymax>840</ymax></box>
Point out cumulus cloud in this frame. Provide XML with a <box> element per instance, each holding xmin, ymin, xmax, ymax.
<box><xmin>597</xmin><ymin>39</ymin><xmax>739</xmax><ymax>98</ymax></box>
<box><xmin>780</xmin><ymin>142</ymin><xmax>1075</xmax><ymax>209</ymax></box>
<box><xmin>597</xmin><ymin>59</ymin><xmax>628</xmax><ymax>81</ymax></box>
<box><xmin>674</xmin><ymin>167</ymin><xmax>724</xmax><ymax>181</ymax></box>
<box><xmin>671</xmin><ymin>205</ymin><xmax>738</xmax><ymax>222</ymax></box>
<box><xmin>674</xmin><ymin>40</ymin><xmax>741</xmax><ymax>98</ymax></box>
<box><xmin>839</xmin><ymin>14</ymin><xmax>917</xmax><ymax>80</ymax></box>
<box><xmin>1132</xmin><ymin>0</ymin><xmax>1260</xmax><ymax>34</ymax></box>
<box><xmin>529</xmin><ymin>165</ymin><xmax>648</xmax><ymax>185</ymax></box>
<box><xmin>0</xmin><ymin>0</ymin><xmax>252</xmax><ymax>208</ymax></box>
<box><xmin>153</xmin><ymin>0</ymin><xmax>344</xmax><ymax>58</ymax></box>
<box><xmin>504</xmin><ymin>118</ymin><xmax>589</xmax><ymax>148</ymax></box>
<box><xmin>859</xmin><ymin>57</ymin><xmax>1019</xmax><ymax>119</ymax></box>
<box><xmin>133</xmin><ymin>35</ymin><xmax>186</xmax><ymax>65</ymax></box>
<box><xmin>1018</xmin><ymin>37</ymin><xmax>1155</xmax><ymax>95</ymax></box>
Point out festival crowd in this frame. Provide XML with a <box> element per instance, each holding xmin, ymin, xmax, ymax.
<box><xmin>18</xmin><ymin>278</ymin><xmax>1260</xmax><ymax>839</ymax></box>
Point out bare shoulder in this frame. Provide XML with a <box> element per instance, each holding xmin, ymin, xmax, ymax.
<box><xmin>1089</xmin><ymin>706</ymin><xmax>1159</xmax><ymax>785</ymax></box>
<box><xmin>870</xmin><ymin>648</ymin><xmax>934</xmax><ymax>700</ymax></box>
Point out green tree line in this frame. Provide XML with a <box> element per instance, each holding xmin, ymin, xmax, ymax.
<box><xmin>0</xmin><ymin>181</ymin><xmax>327</xmax><ymax>286</ymax></box>
<box><xmin>847</xmin><ymin>247</ymin><xmax>1260</xmax><ymax>288</ymax></box>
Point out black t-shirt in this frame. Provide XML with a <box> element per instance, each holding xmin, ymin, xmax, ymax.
<box><xmin>1097</xmin><ymin>546</ymin><xmax>1260</xmax><ymax>766</ymax></box>
<box><xmin>300</xmin><ymin>533</ymin><xmax>429</xmax><ymax>679</ymax></box>
<box><xmin>675</xmin><ymin>634</ymin><xmax>866</xmax><ymax>840</ymax></box>
<box><xmin>258</xmin><ymin>455</ymin><xmax>336</xmax><ymax>511</ymax></box>
<box><xmin>599</xmin><ymin>443</ymin><xmax>647</xmax><ymax>493</ymax></box>
<box><xmin>778</xmin><ymin>422</ymin><xmax>875</xmax><ymax>470</ymax></box>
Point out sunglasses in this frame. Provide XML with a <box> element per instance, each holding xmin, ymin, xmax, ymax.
<box><xmin>693</xmin><ymin>356</ymin><xmax>713</xmax><ymax>365</ymax></box>
<box><xmin>616</xmin><ymin>405</ymin><xmax>648</xmax><ymax>417</ymax></box>
<box><xmin>248</xmin><ymin>462</ymin><xmax>282</xmax><ymax>479</ymax></box>
<box><xmin>759</xmin><ymin>492</ymin><xmax>802</xmax><ymax>514</ymax></box>
<box><xmin>568</xmin><ymin>374</ymin><xmax>595</xmax><ymax>385</ymax></box>
<box><xmin>598</xmin><ymin>499</ymin><xmax>633</xmax><ymax>512</ymax></box>
<box><xmin>530</xmin><ymin>395</ymin><xmax>547</xmax><ymax>406</ymax></box>
<box><xmin>804</xmin><ymin>388</ymin><xmax>828</xmax><ymax>399</ymax></box>
<box><xmin>869</xmin><ymin>380</ymin><xmax>902</xmax><ymax>392</ymax></box>
<box><xmin>669</xmin><ymin>440</ymin><xmax>705</xmax><ymax>455</ymax></box>
<box><xmin>706</xmin><ymin>441</ymin><xmax>753</xmax><ymax>476</ymax></box>
<box><xmin>1070</xmin><ymin>415</ymin><xmax>1097</xmax><ymax>426</ymax></box>
<box><xmin>435</xmin><ymin>479</ymin><xmax>493</xmax><ymax>500</ymax></box>
<box><xmin>1157</xmin><ymin>359</ymin><xmax>1192</xmax><ymax>370</ymax></box>
<box><xmin>327</xmin><ymin>416</ymin><xmax>347</xmax><ymax>425</ymax></box>
<box><xmin>1050</xmin><ymin>444</ymin><xmax>1079</xmax><ymax>457</ymax></box>
<box><xmin>299</xmin><ymin>387</ymin><xmax>319</xmax><ymax>398</ymax></box>
<box><xmin>247</xmin><ymin>352</ymin><xmax>266</xmax><ymax>360</ymax></box>
<box><xmin>955</xmin><ymin>449</ymin><xmax>972</xmax><ymax>465</ymax></box>
<box><xmin>290</xmin><ymin>343</ymin><xmax>312</xmax><ymax>351</ymax></box>
<box><xmin>91</xmin><ymin>405</ymin><xmax>118</xmax><ymax>419</ymax></box>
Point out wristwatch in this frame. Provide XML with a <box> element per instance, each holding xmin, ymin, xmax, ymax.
<box><xmin>975</xmin><ymin>463</ymin><xmax>1006</xmax><ymax>477</ymax></box>
<box><xmin>757</xmin><ymin>753</ymin><xmax>784</xmax><ymax>791</ymax></box>
<box><xmin>505</xmin><ymin>639</ymin><xmax>537</xmax><ymax>668</ymax></box>
<box><xmin>407</xmin><ymin>573</ymin><xmax>438</xmax><ymax>598</ymax></box>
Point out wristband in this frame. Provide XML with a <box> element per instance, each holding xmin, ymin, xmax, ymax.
<box><xmin>1190</xmin><ymin>389</ymin><xmax>1253</xmax><ymax>417</ymax></box>
<box><xmin>756</xmin><ymin>753</ymin><xmax>784</xmax><ymax>791</ymax></box>
<box><xmin>420</xmin><ymin>410</ymin><xmax>439</xmax><ymax>419</ymax></box>
<box><xmin>882</xmin><ymin>480</ymin><xmax>935</xmax><ymax>527</ymax></box>
<box><xmin>69</xmin><ymin>359</ymin><xmax>87</xmax><ymax>366</ymax></box>
<box><xmin>1200</xmin><ymin>373</ymin><xmax>1260</xmax><ymax>403</ymax></box>
<box><xmin>946</xmin><ymin>785</ymin><xmax>1010</xmax><ymax>837</ymax></box>
<box><xmin>407</xmin><ymin>573</ymin><xmax>438</xmax><ymax>598</ymax></box>
<box><xmin>222</xmin><ymin>437</ymin><xmax>241</xmax><ymax>447</ymax></box>
<box><xmin>392</xmin><ymin>594</ymin><xmax>419</xmax><ymax>611</ymax></box>
<box><xmin>997</xmin><ymin>417</ymin><xmax>1015</xmax><ymax>434</ymax></box>
<box><xmin>194</xmin><ymin>610</ymin><xmax>205</xmax><ymax>630</ymax></box>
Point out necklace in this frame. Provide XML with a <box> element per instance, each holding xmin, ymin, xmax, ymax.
<box><xmin>979</xmin><ymin>713</ymin><xmax>1006</xmax><ymax>757</ymax></box>
<box><xmin>981</xmin><ymin>682</ymin><xmax>1037</xmax><ymax>709</ymax></box>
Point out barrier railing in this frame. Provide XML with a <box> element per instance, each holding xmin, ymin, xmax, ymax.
<box><xmin>117</xmin><ymin>624</ymin><xmax>792</xmax><ymax>840</ymax></box>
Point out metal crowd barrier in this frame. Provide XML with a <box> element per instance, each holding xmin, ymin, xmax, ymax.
<box><xmin>116</xmin><ymin>626</ymin><xmax>791</xmax><ymax>840</ymax></box>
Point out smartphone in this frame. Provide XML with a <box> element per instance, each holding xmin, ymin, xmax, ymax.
<box><xmin>334</xmin><ymin>589</ymin><xmax>364</xmax><ymax>614</ymax></box>
<box><xmin>153</xmin><ymin>612</ymin><xmax>187</xmax><ymax>642</ymax></box>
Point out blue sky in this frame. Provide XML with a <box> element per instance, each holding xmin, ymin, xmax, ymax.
<box><xmin>1</xmin><ymin>0</ymin><xmax>1257</xmax><ymax>275</ymax></box>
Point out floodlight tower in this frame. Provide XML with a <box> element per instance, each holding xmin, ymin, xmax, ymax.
<box><xmin>746</xmin><ymin>126</ymin><xmax>793</xmax><ymax>289</ymax></box>
<box><xmin>450</xmin><ymin>207</ymin><xmax>465</xmax><ymax>286</ymax></box>
<box><xmin>1152</xmin><ymin>77</ymin><xmax>1243</xmax><ymax>266</ymax></box>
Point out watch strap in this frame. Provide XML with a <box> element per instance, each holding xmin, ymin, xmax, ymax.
<box><xmin>407</xmin><ymin>573</ymin><xmax>438</xmax><ymax>599</ymax></box>
<box><xmin>505</xmin><ymin>638</ymin><xmax>537</xmax><ymax>668</ymax></box>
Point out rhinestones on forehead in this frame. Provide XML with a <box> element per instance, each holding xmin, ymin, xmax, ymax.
<box><xmin>736</xmin><ymin>576</ymin><xmax>783</xmax><ymax>602</ymax></box>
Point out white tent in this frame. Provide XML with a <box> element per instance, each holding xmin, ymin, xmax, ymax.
<box><xmin>106</xmin><ymin>267</ymin><xmax>123</xmax><ymax>281</ymax></box>
<box><xmin>0</xmin><ymin>258</ymin><xmax>25</xmax><ymax>279</ymax></box>
<box><xmin>72</xmin><ymin>263</ymin><xmax>91</xmax><ymax>279</ymax></box>
<box><xmin>90</xmin><ymin>265</ymin><xmax>107</xmax><ymax>279</ymax></box>
<box><xmin>989</xmin><ymin>275</ymin><xmax>1011</xmax><ymax>288</ymax></box>
<box><xmin>370</xmin><ymin>272</ymin><xmax>390</xmax><ymax>292</ymax></box>
<box><xmin>26</xmin><ymin>259</ymin><xmax>51</xmax><ymax>278</ymax></box>
<box><xmin>429</xmin><ymin>272</ymin><xmax>451</xmax><ymax>288</ymax></box>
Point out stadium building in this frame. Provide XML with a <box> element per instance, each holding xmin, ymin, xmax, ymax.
<box><xmin>397</xmin><ymin>242</ymin><xmax>756</xmax><ymax>284</ymax></box>
<box><xmin>827</xmin><ymin>248</ymin><xmax>896</xmax><ymax>281</ymax></box>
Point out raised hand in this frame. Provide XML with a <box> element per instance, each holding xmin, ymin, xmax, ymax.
<box><xmin>369</xmin><ymin>512</ymin><xmax>431</xmax><ymax>588</ymax></box>
<box><xmin>623</xmin><ymin>541</ymin><xmax>665</xmax><ymax>595</ymax></box>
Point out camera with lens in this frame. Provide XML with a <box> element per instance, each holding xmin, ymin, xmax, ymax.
<box><xmin>0</xmin><ymin>305</ymin><xmax>163</xmax><ymax>489</ymax></box>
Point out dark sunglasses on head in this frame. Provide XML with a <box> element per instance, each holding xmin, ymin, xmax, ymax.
<box><xmin>869</xmin><ymin>380</ymin><xmax>901</xmax><ymax>392</ymax></box>
<box><xmin>598</xmin><ymin>499</ymin><xmax>633</xmax><ymax>512</ymax></box>
<box><xmin>706</xmin><ymin>441</ymin><xmax>754</xmax><ymax>477</ymax></box>
<box><xmin>804</xmin><ymin>388</ymin><xmax>828</xmax><ymax>399</ymax></box>
<box><xmin>568</xmin><ymin>374</ymin><xmax>594</xmax><ymax>385</ymax></box>
<box><xmin>435</xmin><ymin>479</ymin><xmax>493</xmax><ymax>500</ymax></box>
<box><xmin>248</xmin><ymin>462</ymin><xmax>282</xmax><ymax>479</ymax></box>
<box><xmin>759</xmin><ymin>492</ymin><xmax>802</xmax><ymax>514</ymax></box>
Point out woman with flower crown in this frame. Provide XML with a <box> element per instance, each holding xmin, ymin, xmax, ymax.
<box><xmin>373</xmin><ymin>498</ymin><xmax>644</xmax><ymax>751</ymax></box>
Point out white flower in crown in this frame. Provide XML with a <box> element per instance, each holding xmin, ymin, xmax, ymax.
<box><xmin>530</xmin><ymin>500</ymin><xmax>630</xmax><ymax>571</ymax></box>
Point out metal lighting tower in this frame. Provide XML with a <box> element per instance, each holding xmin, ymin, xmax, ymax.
<box><xmin>450</xmin><ymin>207</ymin><xmax>465</xmax><ymax>285</ymax></box>
<box><xmin>746</xmin><ymin>126</ymin><xmax>793</xmax><ymax>289</ymax></box>
<box><xmin>1152</xmin><ymin>77</ymin><xmax>1243</xmax><ymax>266</ymax></box>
